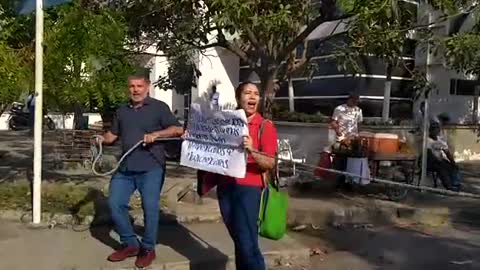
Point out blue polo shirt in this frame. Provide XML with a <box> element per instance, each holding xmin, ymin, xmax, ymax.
<box><xmin>110</xmin><ymin>97</ymin><xmax>181</xmax><ymax>172</ymax></box>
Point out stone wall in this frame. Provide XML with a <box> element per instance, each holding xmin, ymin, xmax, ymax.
<box><xmin>444</xmin><ymin>126</ymin><xmax>480</xmax><ymax>161</ymax></box>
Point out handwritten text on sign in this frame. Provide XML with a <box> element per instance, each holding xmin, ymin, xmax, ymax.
<box><xmin>180</xmin><ymin>104</ymin><xmax>249</xmax><ymax>178</ymax></box>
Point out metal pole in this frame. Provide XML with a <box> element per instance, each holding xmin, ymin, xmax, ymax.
<box><xmin>382</xmin><ymin>65</ymin><xmax>393</xmax><ymax>123</ymax></box>
<box><xmin>473</xmin><ymin>86</ymin><xmax>479</xmax><ymax>124</ymax></box>
<box><xmin>420</xmin><ymin>95</ymin><xmax>429</xmax><ymax>186</ymax></box>
<box><xmin>420</xmin><ymin>4</ymin><xmax>433</xmax><ymax>187</ymax></box>
<box><xmin>32</xmin><ymin>0</ymin><xmax>44</xmax><ymax>224</ymax></box>
<box><xmin>382</xmin><ymin>81</ymin><xmax>392</xmax><ymax>122</ymax></box>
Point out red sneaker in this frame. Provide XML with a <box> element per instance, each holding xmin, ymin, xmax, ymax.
<box><xmin>107</xmin><ymin>245</ymin><xmax>139</xmax><ymax>262</ymax></box>
<box><xmin>135</xmin><ymin>249</ymin><xmax>156</xmax><ymax>268</ymax></box>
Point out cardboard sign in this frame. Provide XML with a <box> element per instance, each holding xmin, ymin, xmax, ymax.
<box><xmin>180</xmin><ymin>103</ymin><xmax>249</xmax><ymax>178</ymax></box>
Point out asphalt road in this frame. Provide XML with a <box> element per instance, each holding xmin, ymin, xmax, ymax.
<box><xmin>279</xmin><ymin>223</ymin><xmax>480</xmax><ymax>270</ymax></box>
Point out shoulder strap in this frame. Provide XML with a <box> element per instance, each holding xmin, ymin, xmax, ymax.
<box><xmin>258</xmin><ymin>120</ymin><xmax>267</xmax><ymax>151</ymax></box>
<box><xmin>257</xmin><ymin>119</ymin><xmax>278</xmax><ymax>189</ymax></box>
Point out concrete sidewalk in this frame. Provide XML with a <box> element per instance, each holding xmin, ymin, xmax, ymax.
<box><xmin>0</xmin><ymin>220</ymin><xmax>309</xmax><ymax>270</ymax></box>
<box><xmin>287</xmin><ymin>185</ymin><xmax>480</xmax><ymax>230</ymax></box>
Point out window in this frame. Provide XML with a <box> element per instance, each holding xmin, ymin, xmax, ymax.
<box><xmin>450</xmin><ymin>79</ymin><xmax>480</xmax><ymax>96</ymax></box>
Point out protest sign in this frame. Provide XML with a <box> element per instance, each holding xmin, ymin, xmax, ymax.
<box><xmin>180</xmin><ymin>103</ymin><xmax>249</xmax><ymax>178</ymax></box>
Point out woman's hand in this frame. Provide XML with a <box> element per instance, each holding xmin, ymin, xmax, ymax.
<box><xmin>242</xmin><ymin>135</ymin><xmax>253</xmax><ymax>152</ymax></box>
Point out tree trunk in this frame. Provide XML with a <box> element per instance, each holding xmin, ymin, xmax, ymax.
<box><xmin>260</xmin><ymin>71</ymin><xmax>278</xmax><ymax>119</ymax></box>
<box><xmin>100</xmin><ymin>110</ymin><xmax>114</xmax><ymax>131</ymax></box>
<box><xmin>73</xmin><ymin>104</ymin><xmax>85</xmax><ymax>130</ymax></box>
<box><xmin>382</xmin><ymin>64</ymin><xmax>393</xmax><ymax>123</ymax></box>
<box><xmin>288</xmin><ymin>76</ymin><xmax>295</xmax><ymax>112</ymax></box>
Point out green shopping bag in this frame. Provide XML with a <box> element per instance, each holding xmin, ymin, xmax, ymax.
<box><xmin>258</xmin><ymin>176</ymin><xmax>288</xmax><ymax>240</ymax></box>
<box><xmin>257</xmin><ymin>120</ymin><xmax>288</xmax><ymax>240</ymax></box>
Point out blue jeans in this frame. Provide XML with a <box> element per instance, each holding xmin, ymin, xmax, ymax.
<box><xmin>108</xmin><ymin>167</ymin><xmax>165</xmax><ymax>250</ymax></box>
<box><xmin>217</xmin><ymin>183</ymin><xmax>265</xmax><ymax>270</ymax></box>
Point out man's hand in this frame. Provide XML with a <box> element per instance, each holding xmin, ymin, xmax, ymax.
<box><xmin>143</xmin><ymin>132</ymin><xmax>158</xmax><ymax>145</ymax></box>
<box><xmin>95</xmin><ymin>131</ymin><xmax>118</xmax><ymax>145</ymax></box>
<box><xmin>242</xmin><ymin>135</ymin><xmax>253</xmax><ymax>152</ymax></box>
<box><xmin>91</xmin><ymin>135</ymin><xmax>104</xmax><ymax>145</ymax></box>
<box><xmin>330</xmin><ymin>120</ymin><xmax>342</xmax><ymax>137</ymax></box>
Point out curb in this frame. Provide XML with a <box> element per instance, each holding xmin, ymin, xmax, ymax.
<box><xmin>154</xmin><ymin>247</ymin><xmax>310</xmax><ymax>270</ymax></box>
<box><xmin>0</xmin><ymin>199</ymin><xmax>452</xmax><ymax>230</ymax></box>
<box><xmin>0</xmin><ymin>208</ymin><xmax>222</xmax><ymax>228</ymax></box>
<box><xmin>92</xmin><ymin>248</ymin><xmax>310</xmax><ymax>270</ymax></box>
<box><xmin>287</xmin><ymin>199</ymin><xmax>452</xmax><ymax>229</ymax></box>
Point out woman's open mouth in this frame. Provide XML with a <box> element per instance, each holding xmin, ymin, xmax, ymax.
<box><xmin>247</xmin><ymin>101</ymin><xmax>257</xmax><ymax>110</ymax></box>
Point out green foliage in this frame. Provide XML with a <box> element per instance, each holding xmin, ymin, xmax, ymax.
<box><xmin>0</xmin><ymin>42</ymin><xmax>30</xmax><ymax>112</ymax></box>
<box><xmin>156</xmin><ymin>52</ymin><xmax>200</xmax><ymax>95</ymax></box>
<box><xmin>338</xmin><ymin>0</ymin><xmax>480</xmax><ymax>101</ymax></box>
<box><xmin>3</xmin><ymin>0</ymin><xmax>480</xmax><ymax>119</ymax></box>
<box><xmin>0</xmin><ymin>3</ymin><xmax>32</xmax><ymax>112</ymax></box>
<box><xmin>338</xmin><ymin>0</ymin><xmax>417</xmax><ymax>73</ymax></box>
<box><xmin>207</xmin><ymin>0</ymin><xmax>323</xmax><ymax>58</ymax></box>
<box><xmin>0</xmin><ymin>0</ymin><xmax>139</xmax><ymax>114</ymax></box>
<box><xmin>445</xmin><ymin>33</ymin><xmax>480</xmax><ymax>77</ymax></box>
<box><xmin>121</xmin><ymin>0</ymin><xmax>346</xmax><ymax>117</ymax></box>
<box><xmin>43</xmin><ymin>2</ymin><xmax>134</xmax><ymax>113</ymax></box>
<box><xmin>437</xmin><ymin>2</ymin><xmax>480</xmax><ymax>84</ymax></box>
<box><xmin>273</xmin><ymin>110</ymin><xmax>330</xmax><ymax>123</ymax></box>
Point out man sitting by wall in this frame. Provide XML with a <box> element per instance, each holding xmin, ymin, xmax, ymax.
<box><xmin>427</xmin><ymin>122</ymin><xmax>462</xmax><ymax>191</ymax></box>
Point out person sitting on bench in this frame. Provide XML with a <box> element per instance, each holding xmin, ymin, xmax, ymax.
<box><xmin>427</xmin><ymin>122</ymin><xmax>462</xmax><ymax>191</ymax></box>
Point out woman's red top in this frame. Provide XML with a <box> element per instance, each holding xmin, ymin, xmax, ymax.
<box><xmin>226</xmin><ymin>113</ymin><xmax>278</xmax><ymax>187</ymax></box>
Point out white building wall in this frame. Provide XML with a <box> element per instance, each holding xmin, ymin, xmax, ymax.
<box><xmin>427</xmin><ymin>65</ymin><xmax>478</xmax><ymax>124</ymax></box>
<box><xmin>194</xmin><ymin>47</ymin><xmax>240</xmax><ymax>109</ymax></box>
<box><xmin>145</xmin><ymin>47</ymin><xmax>185</xmax><ymax>117</ymax></box>
<box><xmin>415</xmin><ymin>4</ymin><xmax>479</xmax><ymax>124</ymax></box>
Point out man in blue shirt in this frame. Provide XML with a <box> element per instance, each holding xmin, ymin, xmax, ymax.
<box><xmin>96</xmin><ymin>74</ymin><xmax>183</xmax><ymax>268</ymax></box>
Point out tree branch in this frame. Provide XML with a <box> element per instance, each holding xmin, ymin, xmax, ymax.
<box><xmin>197</xmin><ymin>42</ymin><xmax>222</xmax><ymax>50</ymax></box>
<box><xmin>245</xmin><ymin>28</ymin><xmax>261</xmax><ymax>49</ymax></box>
<box><xmin>214</xmin><ymin>27</ymin><xmax>260</xmax><ymax>74</ymax></box>
<box><xmin>124</xmin><ymin>50</ymin><xmax>168</xmax><ymax>57</ymax></box>
<box><xmin>276</xmin><ymin>30</ymin><xmax>346</xmax><ymax>79</ymax></box>
<box><xmin>391</xmin><ymin>4</ymin><xmax>480</xmax><ymax>34</ymax></box>
<box><xmin>277</xmin><ymin>14</ymin><xmax>352</xmax><ymax>63</ymax></box>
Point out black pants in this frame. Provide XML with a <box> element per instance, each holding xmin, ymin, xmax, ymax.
<box><xmin>333</xmin><ymin>155</ymin><xmax>348</xmax><ymax>187</ymax></box>
<box><xmin>427</xmin><ymin>152</ymin><xmax>460</xmax><ymax>190</ymax></box>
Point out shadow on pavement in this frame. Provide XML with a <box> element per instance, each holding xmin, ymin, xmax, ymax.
<box><xmin>73</xmin><ymin>188</ymin><xmax>229</xmax><ymax>270</ymax></box>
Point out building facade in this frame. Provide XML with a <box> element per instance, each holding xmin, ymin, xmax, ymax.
<box><xmin>139</xmin><ymin>1</ymin><xmax>480</xmax><ymax>125</ymax></box>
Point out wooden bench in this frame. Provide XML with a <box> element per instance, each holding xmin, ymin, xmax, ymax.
<box><xmin>52</xmin><ymin>130</ymin><xmax>100</xmax><ymax>168</ymax></box>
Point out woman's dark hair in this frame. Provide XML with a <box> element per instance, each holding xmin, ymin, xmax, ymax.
<box><xmin>235</xmin><ymin>81</ymin><xmax>256</xmax><ymax>100</ymax></box>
